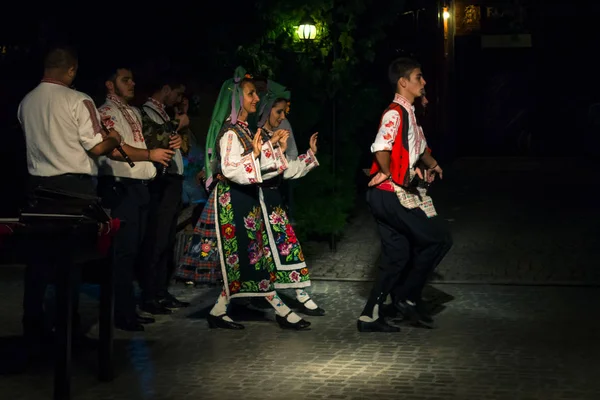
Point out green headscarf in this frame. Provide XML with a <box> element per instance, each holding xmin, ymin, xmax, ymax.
<box><xmin>204</xmin><ymin>66</ymin><xmax>248</xmax><ymax>187</ymax></box>
<box><xmin>257</xmin><ymin>79</ymin><xmax>291</xmax><ymax>128</ymax></box>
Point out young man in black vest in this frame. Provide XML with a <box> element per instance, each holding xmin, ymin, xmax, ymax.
<box><xmin>138</xmin><ymin>76</ymin><xmax>190</xmax><ymax>315</ymax></box>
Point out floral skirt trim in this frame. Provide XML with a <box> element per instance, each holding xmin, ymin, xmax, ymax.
<box><xmin>259</xmin><ymin>188</ymin><xmax>312</xmax><ymax>287</ymax></box>
<box><xmin>274</xmin><ymin>281</ymin><xmax>311</xmax><ymax>289</ymax></box>
<box><xmin>228</xmin><ymin>290</ymin><xmax>276</xmax><ymax>299</ymax></box>
<box><xmin>215</xmin><ymin>181</ymin><xmax>278</xmax><ymax>299</ymax></box>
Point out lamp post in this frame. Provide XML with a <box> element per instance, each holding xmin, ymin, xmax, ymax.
<box><xmin>296</xmin><ymin>19</ymin><xmax>337</xmax><ymax>252</ymax></box>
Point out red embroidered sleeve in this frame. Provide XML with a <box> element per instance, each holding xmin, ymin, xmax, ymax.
<box><xmin>98</xmin><ymin>106</ymin><xmax>116</xmax><ymax>130</ymax></box>
<box><xmin>371</xmin><ymin>109</ymin><xmax>400</xmax><ymax>152</ymax></box>
<box><xmin>82</xmin><ymin>99</ymin><xmax>102</xmax><ymax>135</ymax></box>
<box><xmin>77</xmin><ymin>98</ymin><xmax>104</xmax><ymax>151</ymax></box>
<box><xmin>221</xmin><ymin>131</ymin><xmax>261</xmax><ymax>184</ymax></box>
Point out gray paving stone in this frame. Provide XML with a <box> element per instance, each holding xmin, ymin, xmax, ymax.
<box><xmin>0</xmin><ymin>248</ymin><xmax>599</xmax><ymax>399</ymax></box>
<box><xmin>304</xmin><ymin>157</ymin><xmax>600</xmax><ymax>285</ymax></box>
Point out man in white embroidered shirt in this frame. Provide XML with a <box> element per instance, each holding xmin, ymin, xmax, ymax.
<box><xmin>17</xmin><ymin>46</ymin><xmax>123</xmax><ymax>351</ymax></box>
<box><xmin>357</xmin><ymin>58</ymin><xmax>452</xmax><ymax>332</ymax></box>
<box><xmin>138</xmin><ymin>76</ymin><xmax>190</xmax><ymax>314</ymax></box>
<box><xmin>97</xmin><ymin>66</ymin><xmax>177</xmax><ymax>331</ymax></box>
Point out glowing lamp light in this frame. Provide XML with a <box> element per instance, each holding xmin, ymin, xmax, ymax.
<box><xmin>297</xmin><ymin>24</ymin><xmax>317</xmax><ymax>40</ymax></box>
<box><xmin>443</xmin><ymin>9</ymin><xmax>451</xmax><ymax>20</ymax></box>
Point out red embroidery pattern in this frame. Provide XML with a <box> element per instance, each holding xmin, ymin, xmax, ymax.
<box><xmin>99</xmin><ymin>107</ymin><xmax>116</xmax><ymax>129</ymax></box>
<box><xmin>146</xmin><ymin>98</ymin><xmax>170</xmax><ymax>121</ymax></box>
<box><xmin>374</xmin><ymin>111</ymin><xmax>400</xmax><ymax>151</ymax></box>
<box><xmin>106</xmin><ymin>95</ymin><xmax>144</xmax><ymax>142</ymax></box>
<box><xmin>274</xmin><ymin>146</ymin><xmax>288</xmax><ymax>172</ymax></box>
<box><xmin>82</xmin><ymin>99</ymin><xmax>102</xmax><ymax>134</ymax></box>
<box><xmin>394</xmin><ymin>94</ymin><xmax>426</xmax><ymax>159</ymax></box>
<box><xmin>41</xmin><ymin>78</ymin><xmax>68</xmax><ymax>87</ymax></box>
<box><xmin>223</xmin><ymin>133</ymin><xmax>258</xmax><ymax>182</ymax></box>
<box><xmin>299</xmin><ymin>150</ymin><xmax>318</xmax><ymax>167</ymax></box>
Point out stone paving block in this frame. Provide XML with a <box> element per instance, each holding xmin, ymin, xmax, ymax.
<box><xmin>304</xmin><ymin>158</ymin><xmax>600</xmax><ymax>285</ymax></box>
<box><xmin>1</xmin><ymin>271</ymin><xmax>600</xmax><ymax>399</ymax></box>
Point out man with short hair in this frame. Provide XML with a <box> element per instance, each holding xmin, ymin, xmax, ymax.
<box><xmin>357</xmin><ymin>58</ymin><xmax>452</xmax><ymax>332</ymax></box>
<box><xmin>17</xmin><ymin>45</ymin><xmax>123</xmax><ymax>349</ymax></box>
<box><xmin>138</xmin><ymin>77</ymin><xmax>189</xmax><ymax>314</ymax></box>
<box><xmin>97</xmin><ymin>66</ymin><xmax>177</xmax><ymax>331</ymax></box>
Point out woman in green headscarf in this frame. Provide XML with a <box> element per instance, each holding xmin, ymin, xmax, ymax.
<box><xmin>187</xmin><ymin>67</ymin><xmax>312</xmax><ymax>330</ymax></box>
<box><xmin>256</xmin><ymin>83</ymin><xmax>325</xmax><ymax>316</ymax></box>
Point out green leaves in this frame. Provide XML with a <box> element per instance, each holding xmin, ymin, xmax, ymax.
<box><xmin>238</xmin><ymin>0</ymin><xmax>409</xmax><ymax>241</ymax></box>
<box><xmin>338</xmin><ymin>31</ymin><xmax>354</xmax><ymax>52</ymax></box>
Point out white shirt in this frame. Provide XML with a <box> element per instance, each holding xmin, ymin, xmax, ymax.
<box><xmin>219</xmin><ymin>120</ymin><xmax>288</xmax><ymax>185</ymax></box>
<box><xmin>142</xmin><ymin>98</ymin><xmax>184</xmax><ymax>175</ymax></box>
<box><xmin>96</xmin><ymin>95</ymin><xmax>156</xmax><ymax>180</ymax></box>
<box><xmin>370</xmin><ymin>93</ymin><xmax>427</xmax><ymax>168</ymax></box>
<box><xmin>17</xmin><ymin>80</ymin><xmax>104</xmax><ymax>177</ymax></box>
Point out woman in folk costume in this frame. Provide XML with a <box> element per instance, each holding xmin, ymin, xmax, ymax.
<box><xmin>201</xmin><ymin>66</ymin><xmax>312</xmax><ymax>330</ymax></box>
<box><xmin>256</xmin><ymin>82</ymin><xmax>325</xmax><ymax>316</ymax></box>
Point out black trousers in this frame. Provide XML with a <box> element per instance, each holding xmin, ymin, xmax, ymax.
<box><xmin>23</xmin><ymin>174</ymin><xmax>96</xmax><ymax>340</ymax></box>
<box><xmin>361</xmin><ymin>188</ymin><xmax>453</xmax><ymax>318</ymax></box>
<box><xmin>139</xmin><ymin>174</ymin><xmax>182</xmax><ymax>303</ymax></box>
<box><xmin>97</xmin><ymin>177</ymin><xmax>150</xmax><ymax>323</ymax></box>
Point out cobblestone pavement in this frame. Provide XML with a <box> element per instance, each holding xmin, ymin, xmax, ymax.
<box><xmin>304</xmin><ymin>157</ymin><xmax>600</xmax><ymax>284</ymax></box>
<box><xmin>1</xmin><ymin>265</ymin><xmax>599</xmax><ymax>400</ymax></box>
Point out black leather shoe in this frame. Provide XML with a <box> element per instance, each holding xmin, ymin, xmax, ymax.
<box><xmin>299</xmin><ymin>304</ymin><xmax>326</xmax><ymax>316</ymax></box>
<box><xmin>276</xmin><ymin>312</ymin><xmax>311</xmax><ymax>330</ymax></box>
<box><xmin>115</xmin><ymin>320</ymin><xmax>145</xmax><ymax>332</ymax></box>
<box><xmin>207</xmin><ymin>314</ymin><xmax>244</xmax><ymax>330</ymax></box>
<box><xmin>380</xmin><ymin>303</ymin><xmax>401</xmax><ymax>319</ymax></box>
<box><xmin>357</xmin><ymin>318</ymin><xmax>400</xmax><ymax>332</ymax></box>
<box><xmin>394</xmin><ymin>300</ymin><xmax>435</xmax><ymax>329</ymax></box>
<box><xmin>140</xmin><ymin>301</ymin><xmax>173</xmax><ymax>315</ymax></box>
<box><xmin>159</xmin><ymin>295</ymin><xmax>190</xmax><ymax>308</ymax></box>
<box><xmin>136</xmin><ymin>314</ymin><xmax>155</xmax><ymax>324</ymax></box>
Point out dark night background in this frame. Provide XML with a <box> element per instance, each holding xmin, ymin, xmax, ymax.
<box><xmin>1</xmin><ymin>0</ymin><xmax>599</xmax><ymax>237</ymax></box>
<box><xmin>1</xmin><ymin>2</ymin><xmax>600</xmax><ymax>399</ymax></box>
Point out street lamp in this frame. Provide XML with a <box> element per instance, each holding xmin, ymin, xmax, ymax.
<box><xmin>297</xmin><ymin>23</ymin><xmax>317</xmax><ymax>40</ymax></box>
<box><xmin>443</xmin><ymin>9</ymin><xmax>450</xmax><ymax>20</ymax></box>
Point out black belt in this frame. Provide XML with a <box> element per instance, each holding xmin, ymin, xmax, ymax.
<box><xmin>99</xmin><ymin>176</ymin><xmax>150</xmax><ymax>185</ymax></box>
<box><xmin>159</xmin><ymin>173</ymin><xmax>184</xmax><ymax>181</ymax></box>
<box><xmin>51</xmin><ymin>173</ymin><xmax>93</xmax><ymax>180</ymax></box>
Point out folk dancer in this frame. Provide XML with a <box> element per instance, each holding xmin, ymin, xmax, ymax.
<box><xmin>357</xmin><ymin>58</ymin><xmax>452</xmax><ymax>332</ymax></box>
<box><xmin>256</xmin><ymin>83</ymin><xmax>324</xmax><ymax>316</ymax></box>
<box><xmin>201</xmin><ymin>67</ymin><xmax>311</xmax><ymax>330</ymax></box>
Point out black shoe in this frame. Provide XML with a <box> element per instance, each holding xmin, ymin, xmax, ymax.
<box><xmin>207</xmin><ymin>314</ymin><xmax>244</xmax><ymax>330</ymax></box>
<box><xmin>115</xmin><ymin>320</ymin><xmax>145</xmax><ymax>332</ymax></box>
<box><xmin>276</xmin><ymin>312</ymin><xmax>311</xmax><ymax>330</ymax></box>
<box><xmin>394</xmin><ymin>300</ymin><xmax>435</xmax><ymax>329</ymax></box>
<box><xmin>298</xmin><ymin>299</ymin><xmax>326</xmax><ymax>316</ymax></box>
<box><xmin>140</xmin><ymin>301</ymin><xmax>173</xmax><ymax>315</ymax></box>
<box><xmin>357</xmin><ymin>318</ymin><xmax>400</xmax><ymax>332</ymax></box>
<box><xmin>299</xmin><ymin>304</ymin><xmax>326</xmax><ymax>316</ymax></box>
<box><xmin>136</xmin><ymin>314</ymin><xmax>156</xmax><ymax>324</ymax></box>
<box><xmin>380</xmin><ymin>303</ymin><xmax>400</xmax><ymax>319</ymax></box>
<box><xmin>159</xmin><ymin>293</ymin><xmax>190</xmax><ymax>308</ymax></box>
